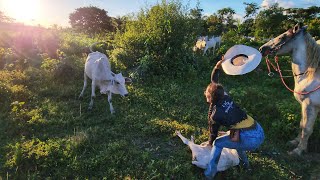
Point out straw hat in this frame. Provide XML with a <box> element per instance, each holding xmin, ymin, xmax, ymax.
<box><xmin>221</xmin><ymin>45</ymin><xmax>262</xmax><ymax>75</ymax></box>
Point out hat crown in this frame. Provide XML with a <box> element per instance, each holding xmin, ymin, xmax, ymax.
<box><xmin>221</xmin><ymin>45</ymin><xmax>262</xmax><ymax>75</ymax></box>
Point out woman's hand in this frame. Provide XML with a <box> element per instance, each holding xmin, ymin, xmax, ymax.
<box><xmin>215</xmin><ymin>55</ymin><xmax>225</xmax><ymax>69</ymax></box>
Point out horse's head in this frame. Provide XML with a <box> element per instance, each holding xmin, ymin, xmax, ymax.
<box><xmin>259</xmin><ymin>23</ymin><xmax>308</xmax><ymax>56</ymax></box>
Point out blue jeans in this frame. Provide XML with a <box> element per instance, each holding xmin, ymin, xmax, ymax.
<box><xmin>204</xmin><ymin>122</ymin><xmax>264</xmax><ymax>179</ymax></box>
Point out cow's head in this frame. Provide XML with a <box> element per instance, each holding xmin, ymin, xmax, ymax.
<box><xmin>109</xmin><ymin>73</ymin><xmax>132</xmax><ymax>96</ymax></box>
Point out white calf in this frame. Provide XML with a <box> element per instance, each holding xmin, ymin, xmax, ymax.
<box><xmin>176</xmin><ymin>131</ymin><xmax>239</xmax><ymax>171</ymax></box>
<box><xmin>193</xmin><ymin>36</ymin><xmax>207</xmax><ymax>52</ymax></box>
<box><xmin>203</xmin><ymin>36</ymin><xmax>217</xmax><ymax>55</ymax></box>
<box><xmin>79</xmin><ymin>47</ymin><xmax>132</xmax><ymax>114</ymax></box>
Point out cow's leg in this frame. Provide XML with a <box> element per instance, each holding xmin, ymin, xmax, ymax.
<box><xmin>289</xmin><ymin>103</ymin><xmax>318</xmax><ymax>156</ymax></box>
<box><xmin>88</xmin><ymin>80</ymin><xmax>96</xmax><ymax>110</ymax></box>
<box><xmin>203</xmin><ymin>47</ymin><xmax>208</xmax><ymax>55</ymax></box>
<box><xmin>212</xmin><ymin>46</ymin><xmax>216</xmax><ymax>56</ymax></box>
<box><xmin>107</xmin><ymin>91</ymin><xmax>115</xmax><ymax>114</ymax></box>
<box><xmin>79</xmin><ymin>73</ymin><xmax>88</xmax><ymax>99</ymax></box>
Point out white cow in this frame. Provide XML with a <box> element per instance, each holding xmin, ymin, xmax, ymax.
<box><xmin>176</xmin><ymin>131</ymin><xmax>239</xmax><ymax>171</ymax></box>
<box><xmin>79</xmin><ymin>43</ymin><xmax>132</xmax><ymax>114</ymax></box>
<box><xmin>203</xmin><ymin>36</ymin><xmax>217</xmax><ymax>55</ymax></box>
<box><xmin>193</xmin><ymin>36</ymin><xmax>207</xmax><ymax>52</ymax></box>
<box><xmin>214</xmin><ymin>36</ymin><xmax>222</xmax><ymax>47</ymax></box>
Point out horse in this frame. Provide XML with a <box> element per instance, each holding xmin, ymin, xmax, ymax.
<box><xmin>259</xmin><ymin>23</ymin><xmax>320</xmax><ymax>156</ymax></box>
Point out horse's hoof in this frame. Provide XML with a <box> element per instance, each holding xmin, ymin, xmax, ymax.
<box><xmin>288</xmin><ymin>148</ymin><xmax>302</xmax><ymax>156</ymax></box>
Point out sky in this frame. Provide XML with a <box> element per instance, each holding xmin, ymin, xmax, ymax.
<box><xmin>0</xmin><ymin>0</ymin><xmax>319</xmax><ymax>27</ymax></box>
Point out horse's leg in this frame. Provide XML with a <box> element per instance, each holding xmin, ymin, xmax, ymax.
<box><xmin>203</xmin><ymin>47</ymin><xmax>208</xmax><ymax>55</ymax></box>
<box><xmin>288</xmin><ymin>131</ymin><xmax>301</xmax><ymax>146</ymax></box>
<box><xmin>289</xmin><ymin>102</ymin><xmax>318</xmax><ymax>156</ymax></box>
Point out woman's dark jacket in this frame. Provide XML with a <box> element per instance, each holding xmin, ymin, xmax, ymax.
<box><xmin>208</xmin><ymin>67</ymin><xmax>247</xmax><ymax>145</ymax></box>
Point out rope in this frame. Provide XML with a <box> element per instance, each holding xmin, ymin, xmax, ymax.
<box><xmin>265</xmin><ymin>56</ymin><xmax>278</xmax><ymax>77</ymax></box>
<box><xmin>266</xmin><ymin>56</ymin><xmax>320</xmax><ymax>95</ymax></box>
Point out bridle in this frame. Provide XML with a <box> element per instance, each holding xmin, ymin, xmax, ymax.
<box><xmin>264</xmin><ymin>30</ymin><xmax>320</xmax><ymax>95</ymax></box>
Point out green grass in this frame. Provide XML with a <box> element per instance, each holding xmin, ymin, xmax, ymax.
<box><xmin>1</xmin><ymin>57</ymin><xmax>320</xmax><ymax>179</ymax></box>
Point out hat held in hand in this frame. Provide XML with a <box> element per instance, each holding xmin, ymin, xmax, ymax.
<box><xmin>221</xmin><ymin>45</ymin><xmax>262</xmax><ymax>75</ymax></box>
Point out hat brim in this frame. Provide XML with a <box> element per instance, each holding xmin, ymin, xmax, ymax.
<box><xmin>221</xmin><ymin>45</ymin><xmax>262</xmax><ymax>75</ymax></box>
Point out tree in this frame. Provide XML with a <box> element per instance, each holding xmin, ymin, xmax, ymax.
<box><xmin>69</xmin><ymin>6</ymin><xmax>114</xmax><ymax>34</ymax></box>
<box><xmin>238</xmin><ymin>18</ymin><xmax>254</xmax><ymax>36</ymax></box>
<box><xmin>254</xmin><ymin>3</ymin><xmax>288</xmax><ymax>39</ymax></box>
<box><xmin>189</xmin><ymin>6</ymin><xmax>206</xmax><ymax>36</ymax></box>
<box><xmin>0</xmin><ymin>11</ymin><xmax>13</xmax><ymax>22</ymax></box>
<box><xmin>111</xmin><ymin>0</ymin><xmax>201</xmax><ymax>78</ymax></box>
<box><xmin>285</xmin><ymin>6</ymin><xmax>320</xmax><ymax>22</ymax></box>
<box><xmin>238</xmin><ymin>2</ymin><xmax>259</xmax><ymax>37</ymax></box>
<box><xmin>307</xmin><ymin>18</ymin><xmax>320</xmax><ymax>39</ymax></box>
<box><xmin>190</xmin><ymin>7</ymin><xmax>203</xmax><ymax>20</ymax></box>
<box><xmin>205</xmin><ymin>14</ymin><xmax>223</xmax><ymax>35</ymax></box>
<box><xmin>217</xmin><ymin>7</ymin><xmax>236</xmax><ymax>32</ymax></box>
<box><xmin>244</xmin><ymin>2</ymin><xmax>259</xmax><ymax>18</ymax></box>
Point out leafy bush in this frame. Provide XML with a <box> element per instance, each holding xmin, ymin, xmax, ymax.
<box><xmin>111</xmin><ymin>0</ymin><xmax>203</xmax><ymax>79</ymax></box>
<box><xmin>36</xmin><ymin>30</ymin><xmax>60</xmax><ymax>58</ymax></box>
<box><xmin>5</xmin><ymin>138</ymin><xmax>75</xmax><ymax>178</ymax></box>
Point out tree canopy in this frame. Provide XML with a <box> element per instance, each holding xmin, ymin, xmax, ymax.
<box><xmin>69</xmin><ymin>6</ymin><xmax>114</xmax><ymax>34</ymax></box>
<box><xmin>0</xmin><ymin>11</ymin><xmax>13</xmax><ymax>23</ymax></box>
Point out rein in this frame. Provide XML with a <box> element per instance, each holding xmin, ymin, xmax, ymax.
<box><xmin>266</xmin><ymin>56</ymin><xmax>320</xmax><ymax>95</ymax></box>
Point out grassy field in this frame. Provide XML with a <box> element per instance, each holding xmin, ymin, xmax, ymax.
<box><xmin>1</xmin><ymin>53</ymin><xmax>320</xmax><ymax>179</ymax></box>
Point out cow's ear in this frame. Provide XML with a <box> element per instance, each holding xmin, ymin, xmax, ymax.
<box><xmin>125</xmin><ymin>77</ymin><xmax>132</xmax><ymax>84</ymax></box>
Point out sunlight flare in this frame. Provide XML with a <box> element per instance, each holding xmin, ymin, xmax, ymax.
<box><xmin>3</xmin><ymin>0</ymin><xmax>40</xmax><ymax>24</ymax></box>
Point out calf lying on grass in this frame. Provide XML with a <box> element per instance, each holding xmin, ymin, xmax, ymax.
<box><xmin>176</xmin><ymin>131</ymin><xmax>239</xmax><ymax>171</ymax></box>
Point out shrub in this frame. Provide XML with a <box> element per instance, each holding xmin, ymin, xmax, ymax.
<box><xmin>5</xmin><ymin>138</ymin><xmax>75</xmax><ymax>178</ymax></box>
<box><xmin>111</xmin><ymin>0</ymin><xmax>203</xmax><ymax>79</ymax></box>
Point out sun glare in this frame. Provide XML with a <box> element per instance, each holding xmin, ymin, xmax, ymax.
<box><xmin>3</xmin><ymin>0</ymin><xmax>40</xmax><ymax>25</ymax></box>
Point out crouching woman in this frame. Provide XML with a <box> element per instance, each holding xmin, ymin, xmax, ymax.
<box><xmin>204</xmin><ymin>58</ymin><xmax>265</xmax><ymax>179</ymax></box>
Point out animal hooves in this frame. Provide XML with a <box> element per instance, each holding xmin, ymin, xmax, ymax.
<box><xmin>288</xmin><ymin>148</ymin><xmax>303</xmax><ymax>156</ymax></box>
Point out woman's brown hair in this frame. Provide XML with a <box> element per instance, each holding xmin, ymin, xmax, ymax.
<box><xmin>205</xmin><ymin>83</ymin><xmax>224</xmax><ymax>103</ymax></box>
